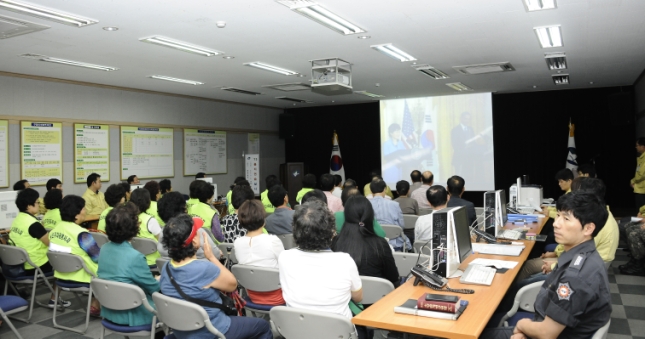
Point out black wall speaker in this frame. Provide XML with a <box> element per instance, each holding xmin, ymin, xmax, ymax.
<box><xmin>279</xmin><ymin>113</ymin><xmax>295</xmax><ymax>139</ymax></box>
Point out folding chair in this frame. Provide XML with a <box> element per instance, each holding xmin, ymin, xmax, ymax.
<box><xmin>359</xmin><ymin>276</ymin><xmax>394</xmax><ymax>305</ymax></box>
<box><xmin>499</xmin><ymin>281</ymin><xmax>542</xmax><ymax>327</ymax></box>
<box><xmin>131</xmin><ymin>238</ymin><xmax>160</xmax><ymax>272</ymax></box>
<box><xmin>413</xmin><ymin>241</ymin><xmax>432</xmax><ymax>256</ymax></box>
<box><xmin>217</xmin><ymin>243</ymin><xmax>234</xmax><ymax>266</ymax></box>
<box><xmin>231</xmin><ymin>264</ymin><xmax>283</xmax><ymax>317</ymax></box>
<box><xmin>0</xmin><ymin>295</ymin><xmax>29</xmax><ymax>339</ymax></box>
<box><xmin>592</xmin><ymin>319</ymin><xmax>610</xmax><ymax>339</ymax></box>
<box><xmin>91</xmin><ymin>278</ymin><xmax>160</xmax><ymax>339</ymax></box>
<box><xmin>270</xmin><ymin>306</ymin><xmax>357</xmax><ymax>339</ymax></box>
<box><xmin>381</xmin><ymin>224</ymin><xmax>407</xmax><ymax>251</ymax></box>
<box><xmin>156</xmin><ymin>257</ymin><xmax>169</xmax><ymax>271</ymax></box>
<box><xmin>91</xmin><ymin>232</ymin><xmax>109</xmax><ymax>248</ymax></box>
<box><xmin>47</xmin><ymin>251</ymin><xmax>96</xmax><ymax>334</ymax></box>
<box><xmin>0</xmin><ymin>244</ymin><xmax>56</xmax><ymax>322</ymax></box>
<box><xmin>277</xmin><ymin>233</ymin><xmax>295</xmax><ymax>250</ymax></box>
<box><xmin>152</xmin><ymin>292</ymin><xmax>226</xmax><ymax>339</ymax></box>
<box><xmin>392</xmin><ymin>253</ymin><xmax>431</xmax><ymax>279</ymax></box>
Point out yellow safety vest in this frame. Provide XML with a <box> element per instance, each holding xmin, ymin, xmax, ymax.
<box><xmin>137</xmin><ymin>213</ymin><xmax>161</xmax><ymax>265</ymax></box>
<box><xmin>147</xmin><ymin>201</ymin><xmax>165</xmax><ymax>227</ymax></box>
<box><xmin>49</xmin><ymin>221</ymin><xmax>98</xmax><ymax>283</ymax></box>
<box><xmin>97</xmin><ymin>207</ymin><xmax>113</xmax><ymax>233</ymax></box>
<box><xmin>9</xmin><ymin>212</ymin><xmax>49</xmax><ymax>270</ymax></box>
<box><xmin>41</xmin><ymin>208</ymin><xmax>62</xmax><ymax>231</ymax></box>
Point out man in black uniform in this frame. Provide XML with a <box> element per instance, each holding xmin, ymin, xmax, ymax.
<box><xmin>481</xmin><ymin>191</ymin><xmax>611</xmax><ymax>339</ymax></box>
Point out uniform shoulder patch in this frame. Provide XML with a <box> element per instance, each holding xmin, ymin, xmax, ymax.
<box><xmin>557</xmin><ymin>282</ymin><xmax>575</xmax><ymax>301</ymax></box>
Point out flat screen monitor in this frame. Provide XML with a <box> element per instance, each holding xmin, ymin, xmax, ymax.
<box><xmin>498</xmin><ymin>189</ymin><xmax>508</xmax><ymax>225</ymax></box>
<box><xmin>452</xmin><ymin>206</ymin><xmax>473</xmax><ymax>263</ymax></box>
<box><xmin>0</xmin><ymin>191</ymin><xmax>19</xmax><ymax>229</ymax></box>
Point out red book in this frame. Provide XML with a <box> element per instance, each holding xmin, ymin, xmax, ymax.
<box><xmin>416</xmin><ymin>294</ymin><xmax>459</xmax><ymax>313</ymax></box>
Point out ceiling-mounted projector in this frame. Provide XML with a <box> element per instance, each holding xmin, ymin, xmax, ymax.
<box><xmin>310</xmin><ymin>58</ymin><xmax>353</xmax><ymax>96</ymax></box>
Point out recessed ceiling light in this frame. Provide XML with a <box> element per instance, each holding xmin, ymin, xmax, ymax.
<box><xmin>244</xmin><ymin>62</ymin><xmax>299</xmax><ymax>76</ymax></box>
<box><xmin>552</xmin><ymin>74</ymin><xmax>569</xmax><ymax>85</ymax></box>
<box><xmin>370</xmin><ymin>44</ymin><xmax>416</xmax><ymax>62</ymax></box>
<box><xmin>534</xmin><ymin>25</ymin><xmax>563</xmax><ymax>48</ymax></box>
<box><xmin>0</xmin><ymin>0</ymin><xmax>97</xmax><ymax>27</ymax></box>
<box><xmin>20</xmin><ymin>54</ymin><xmax>118</xmax><ymax>71</ymax></box>
<box><xmin>533</xmin><ymin>85</ymin><xmax>538</xmax><ymax>88</ymax></box>
<box><xmin>355</xmin><ymin>91</ymin><xmax>385</xmax><ymax>98</ymax></box>
<box><xmin>140</xmin><ymin>36</ymin><xmax>223</xmax><ymax>57</ymax></box>
<box><xmin>357</xmin><ymin>35</ymin><xmax>370</xmax><ymax>39</ymax></box>
<box><xmin>222</xmin><ymin>56</ymin><xmax>235</xmax><ymax>59</ymax></box>
<box><xmin>277</xmin><ymin>0</ymin><xmax>365</xmax><ymax>35</ymax></box>
<box><xmin>413</xmin><ymin>65</ymin><xmax>450</xmax><ymax>79</ymax></box>
<box><xmin>545</xmin><ymin>52</ymin><xmax>566</xmax><ymax>70</ymax></box>
<box><xmin>103</xmin><ymin>26</ymin><xmax>118</xmax><ymax>31</ymax></box>
<box><xmin>446</xmin><ymin>82</ymin><xmax>473</xmax><ymax>91</ymax></box>
<box><xmin>150</xmin><ymin>75</ymin><xmax>203</xmax><ymax>85</ymax></box>
<box><xmin>524</xmin><ymin>0</ymin><xmax>557</xmax><ymax>11</ymax></box>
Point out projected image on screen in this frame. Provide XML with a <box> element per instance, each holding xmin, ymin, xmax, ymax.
<box><xmin>380</xmin><ymin>93</ymin><xmax>494</xmax><ymax>191</ymax></box>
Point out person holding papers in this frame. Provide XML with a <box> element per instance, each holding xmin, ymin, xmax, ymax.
<box><xmin>481</xmin><ymin>191</ymin><xmax>611</xmax><ymax>339</ymax></box>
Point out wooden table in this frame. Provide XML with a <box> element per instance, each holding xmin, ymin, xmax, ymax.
<box><xmin>352</xmin><ymin>216</ymin><xmax>549</xmax><ymax>339</ymax></box>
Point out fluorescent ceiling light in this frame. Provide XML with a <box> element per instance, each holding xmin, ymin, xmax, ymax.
<box><xmin>534</xmin><ymin>25</ymin><xmax>563</xmax><ymax>48</ymax></box>
<box><xmin>552</xmin><ymin>74</ymin><xmax>569</xmax><ymax>85</ymax></box>
<box><xmin>0</xmin><ymin>0</ymin><xmax>97</xmax><ymax>27</ymax></box>
<box><xmin>413</xmin><ymin>65</ymin><xmax>449</xmax><ymax>79</ymax></box>
<box><xmin>446</xmin><ymin>82</ymin><xmax>473</xmax><ymax>91</ymax></box>
<box><xmin>371</xmin><ymin>44</ymin><xmax>416</xmax><ymax>62</ymax></box>
<box><xmin>140</xmin><ymin>36</ymin><xmax>223</xmax><ymax>57</ymax></box>
<box><xmin>524</xmin><ymin>0</ymin><xmax>557</xmax><ymax>11</ymax></box>
<box><xmin>277</xmin><ymin>0</ymin><xmax>365</xmax><ymax>35</ymax></box>
<box><xmin>244</xmin><ymin>62</ymin><xmax>299</xmax><ymax>76</ymax></box>
<box><xmin>545</xmin><ymin>52</ymin><xmax>566</xmax><ymax>70</ymax></box>
<box><xmin>150</xmin><ymin>75</ymin><xmax>203</xmax><ymax>85</ymax></box>
<box><xmin>355</xmin><ymin>91</ymin><xmax>385</xmax><ymax>98</ymax></box>
<box><xmin>21</xmin><ymin>54</ymin><xmax>117</xmax><ymax>71</ymax></box>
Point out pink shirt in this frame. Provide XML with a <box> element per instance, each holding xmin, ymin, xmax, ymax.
<box><xmin>324</xmin><ymin>191</ymin><xmax>344</xmax><ymax>213</ymax></box>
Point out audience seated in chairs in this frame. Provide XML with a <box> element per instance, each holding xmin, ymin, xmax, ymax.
<box><xmin>8</xmin><ymin>188</ymin><xmax>71</xmax><ymax>308</ymax></box>
<box><xmin>233</xmin><ymin>199</ymin><xmax>285</xmax><ymax>305</ymax></box>
<box><xmin>264</xmin><ymin>185</ymin><xmax>294</xmax><ymax>235</ymax></box>
<box><xmin>369</xmin><ymin>179</ymin><xmax>410</xmax><ymax>251</ymax></box>
<box><xmin>335</xmin><ymin>188</ymin><xmax>386</xmax><ymax>238</ymax></box>
<box><xmin>129</xmin><ymin>188</ymin><xmax>162</xmax><ymax>266</ymax></box>
<box><xmin>144</xmin><ymin>181</ymin><xmax>165</xmax><ymax>227</ymax></box>
<box><xmin>332</xmin><ymin>195</ymin><xmax>399</xmax><ymax>289</ymax></box>
<box><xmin>278</xmin><ymin>200</ymin><xmax>369</xmax><ymax>339</ymax></box>
<box><xmin>48</xmin><ymin>195</ymin><xmax>101</xmax><ymax>316</ymax></box>
<box><xmin>98</xmin><ymin>202</ymin><xmax>160</xmax><ymax>326</ymax></box>
<box><xmin>222</xmin><ymin>185</ymin><xmax>257</xmax><ymax>243</ymax></box>
<box><xmin>187</xmin><ymin>180</ymin><xmax>224</xmax><ymax>242</ymax></box>
<box><xmin>97</xmin><ymin>184</ymin><xmax>127</xmax><ymax>233</ymax></box>
<box><xmin>159</xmin><ymin>214</ymin><xmax>272</xmax><ymax>339</ymax></box>
<box><xmin>156</xmin><ymin>191</ymin><xmax>220</xmax><ymax>260</ymax></box>
<box><xmin>394</xmin><ymin>180</ymin><xmax>419</xmax><ymax>215</ymax></box>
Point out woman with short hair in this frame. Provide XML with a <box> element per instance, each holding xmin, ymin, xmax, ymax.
<box><xmin>41</xmin><ymin>188</ymin><xmax>63</xmax><ymax>230</ymax></box>
<box><xmin>129</xmin><ymin>189</ymin><xmax>161</xmax><ymax>266</ymax></box>
<box><xmin>97</xmin><ymin>184</ymin><xmax>126</xmax><ymax>233</ymax></box>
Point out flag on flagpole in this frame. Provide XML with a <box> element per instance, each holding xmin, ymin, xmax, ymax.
<box><xmin>330</xmin><ymin>131</ymin><xmax>345</xmax><ymax>182</ymax></box>
<box><xmin>401</xmin><ymin>101</ymin><xmax>418</xmax><ymax>149</ymax></box>
<box><xmin>566</xmin><ymin>119</ymin><xmax>578</xmax><ymax>176</ymax></box>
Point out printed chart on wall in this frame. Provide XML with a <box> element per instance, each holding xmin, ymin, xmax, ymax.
<box><xmin>21</xmin><ymin>121</ymin><xmax>63</xmax><ymax>186</ymax></box>
<box><xmin>0</xmin><ymin>121</ymin><xmax>8</xmax><ymax>188</ymax></box>
<box><xmin>245</xmin><ymin>154</ymin><xmax>260</xmax><ymax>195</ymax></box>
<box><xmin>121</xmin><ymin>126</ymin><xmax>174</xmax><ymax>180</ymax></box>
<box><xmin>184</xmin><ymin>129</ymin><xmax>227</xmax><ymax>175</ymax></box>
<box><xmin>74</xmin><ymin>124</ymin><xmax>110</xmax><ymax>183</ymax></box>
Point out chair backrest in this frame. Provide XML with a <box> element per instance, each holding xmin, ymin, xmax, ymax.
<box><xmin>90</xmin><ymin>233</ymin><xmax>109</xmax><ymax>247</ymax></box>
<box><xmin>231</xmin><ymin>264</ymin><xmax>281</xmax><ymax>292</ymax></box>
<box><xmin>603</xmin><ymin>261</ymin><xmax>612</xmax><ymax>272</ymax></box>
<box><xmin>130</xmin><ymin>238</ymin><xmax>158</xmax><ymax>256</ymax></box>
<box><xmin>278</xmin><ymin>233</ymin><xmax>295</xmax><ymax>250</ymax></box>
<box><xmin>46</xmin><ymin>251</ymin><xmax>96</xmax><ymax>277</ymax></box>
<box><xmin>402</xmin><ymin>215</ymin><xmax>418</xmax><ymax>230</ymax></box>
<box><xmin>392</xmin><ymin>253</ymin><xmax>431</xmax><ymax>278</ymax></box>
<box><xmin>516</xmin><ymin>281</ymin><xmax>542</xmax><ymax>313</ymax></box>
<box><xmin>413</xmin><ymin>241</ymin><xmax>432</xmax><ymax>256</ymax></box>
<box><xmin>591</xmin><ymin>319</ymin><xmax>611</xmax><ymax>339</ymax></box>
<box><xmin>156</xmin><ymin>257</ymin><xmax>169</xmax><ymax>270</ymax></box>
<box><xmin>152</xmin><ymin>292</ymin><xmax>225</xmax><ymax>339</ymax></box>
<box><xmin>270</xmin><ymin>306</ymin><xmax>356</xmax><ymax>339</ymax></box>
<box><xmin>91</xmin><ymin>278</ymin><xmax>155</xmax><ymax>313</ymax></box>
<box><xmin>0</xmin><ymin>244</ymin><xmax>31</xmax><ymax>266</ymax></box>
<box><xmin>381</xmin><ymin>224</ymin><xmax>402</xmax><ymax>240</ymax></box>
<box><xmin>229</xmin><ymin>247</ymin><xmax>238</xmax><ymax>264</ymax></box>
<box><xmin>360</xmin><ymin>276</ymin><xmax>394</xmax><ymax>305</ymax></box>
<box><xmin>217</xmin><ymin>242</ymin><xmax>234</xmax><ymax>255</ymax></box>
<box><xmin>418</xmin><ymin>209</ymin><xmax>433</xmax><ymax>216</ymax></box>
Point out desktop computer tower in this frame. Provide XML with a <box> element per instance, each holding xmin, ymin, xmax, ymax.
<box><xmin>483</xmin><ymin>190</ymin><xmax>507</xmax><ymax>237</ymax></box>
<box><xmin>430</xmin><ymin>209</ymin><xmax>449</xmax><ymax>277</ymax></box>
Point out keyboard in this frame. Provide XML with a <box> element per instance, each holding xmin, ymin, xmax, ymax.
<box><xmin>471</xmin><ymin>243</ymin><xmax>525</xmax><ymax>256</ymax></box>
<box><xmin>460</xmin><ymin>265</ymin><xmax>496</xmax><ymax>286</ymax></box>
<box><xmin>498</xmin><ymin>229</ymin><xmax>523</xmax><ymax>240</ymax></box>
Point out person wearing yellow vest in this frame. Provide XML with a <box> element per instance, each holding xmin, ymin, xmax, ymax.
<box><xmin>187</xmin><ymin>181</ymin><xmax>224</xmax><ymax>243</ymax></box>
<box><xmin>41</xmin><ymin>189</ymin><xmax>63</xmax><ymax>230</ymax></box>
<box><xmin>81</xmin><ymin>173</ymin><xmax>108</xmax><ymax>226</ymax></box>
<box><xmin>9</xmin><ymin>189</ymin><xmax>71</xmax><ymax>308</ymax></box>
<box><xmin>129</xmin><ymin>188</ymin><xmax>162</xmax><ymax>266</ymax></box>
<box><xmin>48</xmin><ymin>195</ymin><xmax>101</xmax><ymax>314</ymax></box>
<box><xmin>261</xmin><ymin>175</ymin><xmax>280</xmax><ymax>214</ymax></box>
<box><xmin>98</xmin><ymin>184</ymin><xmax>127</xmax><ymax>233</ymax></box>
<box><xmin>144</xmin><ymin>180</ymin><xmax>165</xmax><ymax>227</ymax></box>
<box><xmin>186</xmin><ymin>180</ymin><xmax>202</xmax><ymax>212</ymax></box>
<box><xmin>225</xmin><ymin>176</ymin><xmax>247</xmax><ymax>215</ymax></box>
<box><xmin>156</xmin><ymin>191</ymin><xmax>222</xmax><ymax>259</ymax></box>
<box><xmin>632</xmin><ymin>138</ymin><xmax>645</xmax><ymax>208</ymax></box>
<box><xmin>159</xmin><ymin>179</ymin><xmax>172</xmax><ymax>197</ymax></box>
<box><xmin>296</xmin><ymin>173</ymin><xmax>317</xmax><ymax>204</ymax></box>
<box><xmin>38</xmin><ymin>178</ymin><xmax>62</xmax><ymax>216</ymax></box>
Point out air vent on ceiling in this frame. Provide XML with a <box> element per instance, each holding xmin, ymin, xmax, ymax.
<box><xmin>552</xmin><ymin>74</ymin><xmax>569</xmax><ymax>85</ymax></box>
<box><xmin>221</xmin><ymin>87</ymin><xmax>262</xmax><ymax>95</ymax></box>
<box><xmin>413</xmin><ymin>64</ymin><xmax>449</xmax><ymax>79</ymax></box>
<box><xmin>354</xmin><ymin>91</ymin><xmax>385</xmax><ymax>98</ymax></box>
<box><xmin>0</xmin><ymin>15</ymin><xmax>49</xmax><ymax>39</ymax></box>
<box><xmin>545</xmin><ymin>52</ymin><xmax>567</xmax><ymax>70</ymax></box>
<box><xmin>263</xmin><ymin>82</ymin><xmax>311</xmax><ymax>92</ymax></box>
<box><xmin>275</xmin><ymin>96</ymin><xmax>313</xmax><ymax>103</ymax></box>
<box><xmin>453</xmin><ymin>62</ymin><xmax>515</xmax><ymax>75</ymax></box>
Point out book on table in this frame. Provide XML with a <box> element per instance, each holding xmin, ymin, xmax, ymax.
<box><xmin>394</xmin><ymin>299</ymin><xmax>469</xmax><ymax>320</ymax></box>
<box><xmin>416</xmin><ymin>294</ymin><xmax>460</xmax><ymax>313</ymax></box>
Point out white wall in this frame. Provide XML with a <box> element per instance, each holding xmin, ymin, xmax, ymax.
<box><xmin>0</xmin><ymin>74</ymin><xmax>285</xmax><ymax>198</ymax></box>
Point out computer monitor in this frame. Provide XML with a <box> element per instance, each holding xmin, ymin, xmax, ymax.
<box><xmin>0</xmin><ymin>191</ymin><xmax>19</xmax><ymax>229</ymax></box>
<box><xmin>483</xmin><ymin>190</ymin><xmax>508</xmax><ymax>237</ymax></box>
<box><xmin>451</xmin><ymin>206</ymin><xmax>473</xmax><ymax>264</ymax></box>
<box><xmin>131</xmin><ymin>184</ymin><xmax>144</xmax><ymax>191</ymax></box>
<box><xmin>429</xmin><ymin>206</ymin><xmax>472</xmax><ymax>278</ymax></box>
